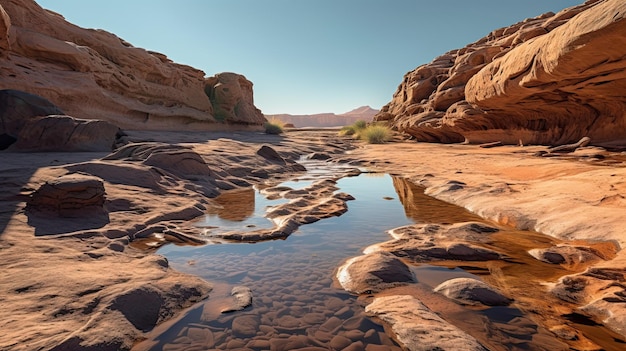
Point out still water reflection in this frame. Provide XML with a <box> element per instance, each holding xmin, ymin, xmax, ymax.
<box><xmin>133</xmin><ymin>168</ymin><xmax>624</xmax><ymax>351</ymax></box>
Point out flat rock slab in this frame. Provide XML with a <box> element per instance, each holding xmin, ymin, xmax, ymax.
<box><xmin>366</xmin><ymin>295</ymin><xmax>488</xmax><ymax>351</ymax></box>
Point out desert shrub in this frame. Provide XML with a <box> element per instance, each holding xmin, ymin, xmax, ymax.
<box><xmin>339</xmin><ymin>120</ymin><xmax>368</xmax><ymax>137</ymax></box>
<box><xmin>353</xmin><ymin>120</ymin><xmax>367</xmax><ymax>130</ymax></box>
<box><xmin>361</xmin><ymin>125</ymin><xmax>392</xmax><ymax>144</ymax></box>
<box><xmin>339</xmin><ymin>125</ymin><xmax>356</xmax><ymax>136</ymax></box>
<box><xmin>264</xmin><ymin>119</ymin><xmax>284</xmax><ymax>134</ymax></box>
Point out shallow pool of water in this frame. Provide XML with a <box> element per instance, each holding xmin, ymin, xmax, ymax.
<box><xmin>134</xmin><ymin>164</ymin><xmax>624</xmax><ymax>351</ymax></box>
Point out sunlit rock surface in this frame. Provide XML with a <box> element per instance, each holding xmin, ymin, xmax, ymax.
<box><xmin>0</xmin><ymin>0</ymin><xmax>264</xmax><ymax>130</ymax></box>
<box><xmin>376</xmin><ymin>0</ymin><xmax>626</xmax><ymax>146</ymax></box>
<box><xmin>366</xmin><ymin>295</ymin><xmax>488</xmax><ymax>351</ymax></box>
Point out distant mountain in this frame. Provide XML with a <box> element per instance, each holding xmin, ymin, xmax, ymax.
<box><xmin>266</xmin><ymin>106</ymin><xmax>379</xmax><ymax>128</ymax></box>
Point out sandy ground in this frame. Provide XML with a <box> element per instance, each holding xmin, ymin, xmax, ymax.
<box><xmin>1</xmin><ymin>129</ymin><xmax>625</xmax><ymax>350</ymax></box>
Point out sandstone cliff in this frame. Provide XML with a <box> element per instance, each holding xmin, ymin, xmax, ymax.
<box><xmin>0</xmin><ymin>0</ymin><xmax>264</xmax><ymax>130</ymax></box>
<box><xmin>376</xmin><ymin>0</ymin><xmax>626</xmax><ymax>146</ymax></box>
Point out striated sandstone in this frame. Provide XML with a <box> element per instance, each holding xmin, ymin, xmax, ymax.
<box><xmin>365</xmin><ymin>295</ymin><xmax>488</xmax><ymax>351</ymax></box>
<box><xmin>0</xmin><ymin>0</ymin><xmax>265</xmax><ymax>130</ymax></box>
<box><xmin>376</xmin><ymin>0</ymin><xmax>626</xmax><ymax>146</ymax></box>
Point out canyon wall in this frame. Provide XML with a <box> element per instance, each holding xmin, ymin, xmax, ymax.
<box><xmin>375</xmin><ymin>0</ymin><xmax>626</xmax><ymax>146</ymax></box>
<box><xmin>0</xmin><ymin>0</ymin><xmax>264</xmax><ymax>130</ymax></box>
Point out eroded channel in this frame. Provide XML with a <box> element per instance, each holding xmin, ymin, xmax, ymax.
<box><xmin>133</xmin><ymin>162</ymin><xmax>625</xmax><ymax>351</ymax></box>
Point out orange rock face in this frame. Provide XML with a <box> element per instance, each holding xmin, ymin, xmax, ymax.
<box><xmin>376</xmin><ymin>0</ymin><xmax>626</xmax><ymax>146</ymax></box>
<box><xmin>0</xmin><ymin>0</ymin><xmax>264</xmax><ymax>130</ymax></box>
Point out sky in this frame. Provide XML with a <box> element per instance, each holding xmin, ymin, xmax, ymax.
<box><xmin>35</xmin><ymin>0</ymin><xmax>583</xmax><ymax>115</ymax></box>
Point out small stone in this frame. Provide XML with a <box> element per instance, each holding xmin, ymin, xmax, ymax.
<box><xmin>313</xmin><ymin>330</ymin><xmax>334</xmax><ymax>342</ymax></box>
<box><xmin>325</xmin><ymin>296</ymin><xmax>345</xmax><ymax>310</ymax></box>
<box><xmin>343</xmin><ymin>341</ymin><xmax>366</xmax><ymax>351</ymax></box>
<box><xmin>334</xmin><ymin>306</ymin><xmax>352</xmax><ymax>318</ymax></box>
<box><xmin>329</xmin><ymin>335</ymin><xmax>352</xmax><ymax>350</ymax></box>
<box><xmin>343</xmin><ymin>329</ymin><xmax>365</xmax><ymax>341</ymax></box>
<box><xmin>302</xmin><ymin>312</ymin><xmax>326</xmax><ymax>325</ymax></box>
<box><xmin>320</xmin><ymin>316</ymin><xmax>342</xmax><ymax>332</ymax></box>
<box><xmin>231</xmin><ymin>315</ymin><xmax>259</xmax><ymax>338</ymax></box>
<box><xmin>226</xmin><ymin>339</ymin><xmax>246</xmax><ymax>349</ymax></box>
<box><xmin>269</xmin><ymin>335</ymin><xmax>310</xmax><ymax>350</ymax></box>
<box><xmin>275</xmin><ymin>315</ymin><xmax>301</xmax><ymax>328</ymax></box>
<box><xmin>363</xmin><ymin>329</ymin><xmax>380</xmax><ymax>344</ymax></box>
<box><xmin>246</xmin><ymin>339</ymin><xmax>271</xmax><ymax>349</ymax></box>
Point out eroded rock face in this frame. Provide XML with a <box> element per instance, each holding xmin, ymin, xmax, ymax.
<box><xmin>0</xmin><ymin>0</ymin><xmax>265</xmax><ymax>130</ymax></box>
<box><xmin>376</xmin><ymin>0</ymin><xmax>626</xmax><ymax>146</ymax></box>
<box><xmin>205</xmin><ymin>73</ymin><xmax>265</xmax><ymax>125</ymax></box>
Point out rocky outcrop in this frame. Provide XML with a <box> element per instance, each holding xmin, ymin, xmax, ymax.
<box><xmin>0</xmin><ymin>89</ymin><xmax>122</xmax><ymax>151</ymax></box>
<box><xmin>15</xmin><ymin>115</ymin><xmax>121</xmax><ymax>151</ymax></box>
<box><xmin>0</xmin><ymin>0</ymin><xmax>265</xmax><ymax>130</ymax></box>
<box><xmin>205</xmin><ymin>73</ymin><xmax>265</xmax><ymax>125</ymax></box>
<box><xmin>376</xmin><ymin>0</ymin><xmax>626</xmax><ymax>146</ymax></box>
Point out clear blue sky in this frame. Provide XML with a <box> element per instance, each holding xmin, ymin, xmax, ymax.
<box><xmin>35</xmin><ymin>0</ymin><xmax>582</xmax><ymax>115</ymax></box>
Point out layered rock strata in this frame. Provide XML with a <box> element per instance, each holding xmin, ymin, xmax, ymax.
<box><xmin>376</xmin><ymin>0</ymin><xmax>626</xmax><ymax>146</ymax></box>
<box><xmin>0</xmin><ymin>0</ymin><xmax>264</xmax><ymax>130</ymax></box>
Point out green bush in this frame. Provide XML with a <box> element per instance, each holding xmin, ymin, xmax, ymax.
<box><xmin>353</xmin><ymin>120</ymin><xmax>367</xmax><ymax>130</ymax></box>
<box><xmin>339</xmin><ymin>120</ymin><xmax>368</xmax><ymax>137</ymax></box>
<box><xmin>361</xmin><ymin>125</ymin><xmax>392</xmax><ymax>144</ymax></box>
<box><xmin>264</xmin><ymin>119</ymin><xmax>284</xmax><ymax>134</ymax></box>
<box><xmin>339</xmin><ymin>125</ymin><xmax>356</xmax><ymax>136</ymax></box>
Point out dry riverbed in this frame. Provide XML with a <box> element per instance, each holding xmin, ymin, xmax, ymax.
<box><xmin>1</xmin><ymin>130</ymin><xmax>625</xmax><ymax>350</ymax></box>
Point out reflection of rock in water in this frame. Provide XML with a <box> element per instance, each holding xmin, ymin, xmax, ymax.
<box><xmin>212</xmin><ymin>188</ymin><xmax>255</xmax><ymax>221</ymax></box>
<box><xmin>391</xmin><ymin>176</ymin><xmax>483</xmax><ymax>223</ymax></box>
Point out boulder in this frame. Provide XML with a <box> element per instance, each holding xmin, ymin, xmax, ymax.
<box><xmin>336</xmin><ymin>251</ymin><xmax>415</xmax><ymax>294</ymax></box>
<box><xmin>27</xmin><ymin>174</ymin><xmax>106</xmax><ymax>215</ymax></box>
<box><xmin>365</xmin><ymin>295</ymin><xmax>488</xmax><ymax>351</ymax></box>
<box><xmin>256</xmin><ymin>145</ymin><xmax>286</xmax><ymax>164</ymax></box>
<box><xmin>13</xmin><ymin>115</ymin><xmax>121</xmax><ymax>151</ymax></box>
<box><xmin>376</xmin><ymin>0</ymin><xmax>626</xmax><ymax>146</ymax></box>
<box><xmin>0</xmin><ymin>89</ymin><xmax>64</xmax><ymax>138</ymax></box>
<box><xmin>0</xmin><ymin>90</ymin><xmax>123</xmax><ymax>151</ymax></box>
<box><xmin>434</xmin><ymin>277</ymin><xmax>512</xmax><ymax>306</ymax></box>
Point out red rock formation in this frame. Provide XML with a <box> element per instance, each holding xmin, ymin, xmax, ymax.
<box><xmin>376</xmin><ymin>0</ymin><xmax>626</xmax><ymax>146</ymax></box>
<box><xmin>0</xmin><ymin>0</ymin><xmax>264</xmax><ymax>130</ymax></box>
<box><xmin>268</xmin><ymin>106</ymin><xmax>379</xmax><ymax>128</ymax></box>
<box><xmin>205</xmin><ymin>73</ymin><xmax>265</xmax><ymax>125</ymax></box>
